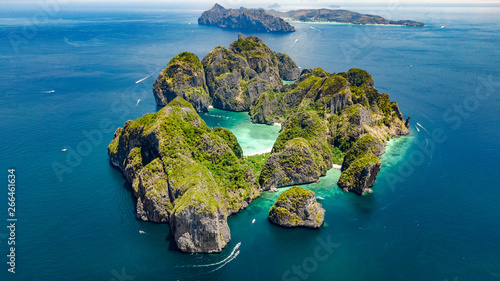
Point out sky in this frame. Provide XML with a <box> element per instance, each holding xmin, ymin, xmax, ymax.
<box><xmin>2</xmin><ymin>0</ymin><xmax>500</xmax><ymax>13</ymax></box>
<box><xmin>3</xmin><ymin>0</ymin><xmax>500</xmax><ymax>4</ymax></box>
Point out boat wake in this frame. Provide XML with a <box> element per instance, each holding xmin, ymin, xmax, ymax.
<box><xmin>288</xmin><ymin>39</ymin><xmax>299</xmax><ymax>51</ymax></box>
<box><xmin>416</xmin><ymin>122</ymin><xmax>429</xmax><ymax>134</ymax></box>
<box><xmin>135</xmin><ymin>75</ymin><xmax>150</xmax><ymax>84</ymax></box>
<box><xmin>204</xmin><ymin>113</ymin><xmax>230</xmax><ymax>119</ymax></box>
<box><xmin>206</xmin><ymin>250</ymin><xmax>240</xmax><ymax>273</ymax></box>
<box><xmin>178</xmin><ymin>242</ymin><xmax>241</xmax><ymax>268</ymax></box>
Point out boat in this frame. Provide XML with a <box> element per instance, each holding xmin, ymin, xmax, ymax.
<box><xmin>316</xmin><ymin>196</ymin><xmax>325</xmax><ymax>200</ymax></box>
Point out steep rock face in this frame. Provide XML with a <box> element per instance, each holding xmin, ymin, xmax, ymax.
<box><xmin>202</xmin><ymin>34</ymin><xmax>299</xmax><ymax>111</ymax></box>
<box><xmin>250</xmin><ymin>68</ymin><xmax>351</xmax><ymax>125</ymax></box>
<box><xmin>268</xmin><ymin>187</ymin><xmax>325</xmax><ymax>228</ymax></box>
<box><xmin>337</xmin><ymin>154</ymin><xmax>381</xmax><ymax>195</ymax></box>
<box><xmin>250</xmin><ymin>66</ymin><xmax>410</xmax><ymax>195</ymax></box>
<box><xmin>276</xmin><ymin>52</ymin><xmax>301</xmax><ymax>81</ymax></box>
<box><xmin>198</xmin><ymin>4</ymin><xmax>295</xmax><ymax>32</ymax></box>
<box><xmin>107</xmin><ymin>97</ymin><xmax>259</xmax><ymax>253</ymax></box>
<box><xmin>259</xmin><ymin>111</ymin><xmax>332</xmax><ymax>191</ymax></box>
<box><xmin>341</xmin><ymin>135</ymin><xmax>385</xmax><ymax>171</ymax></box>
<box><xmin>153</xmin><ymin>52</ymin><xmax>210</xmax><ymax>112</ymax></box>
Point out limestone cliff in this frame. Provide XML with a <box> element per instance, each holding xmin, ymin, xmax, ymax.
<box><xmin>198</xmin><ymin>4</ymin><xmax>295</xmax><ymax>32</ymax></box>
<box><xmin>153</xmin><ymin>52</ymin><xmax>210</xmax><ymax>112</ymax></box>
<box><xmin>202</xmin><ymin>33</ymin><xmax>299</xmax><ymax>111</ymax></box>
<box><xmin>108</xmin><ymin>97</ymin><xmax>259</xmax><ymax>253</ymax></box>
<box><xmin>268</xmin><ymin>187</ymin><xmax>325</xmax><ymax>228</ymax></box>
<box><xmin>259</xmin><ymin>111</ymin><xmax>332</xmax><ymax>191</ymax></box>
<box><xmin>254</xmin><ymin>67</ymin><xmax>409</xmax><ymax>194</ymax></box>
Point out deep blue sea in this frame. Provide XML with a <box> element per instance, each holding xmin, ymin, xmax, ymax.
<box><xmin>1</xmin><ymin>2</ymin><xmax>499</xmax><ymax>281</ymax></box>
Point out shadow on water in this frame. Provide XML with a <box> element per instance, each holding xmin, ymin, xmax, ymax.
<box><xmin>346</xmin><ymin>191</ymin><xmax>377</xmax><ymax>216</ymax></box>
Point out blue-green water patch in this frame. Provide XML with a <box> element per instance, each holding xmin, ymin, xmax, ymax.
<box><xmin>200</xmin><ymin>108</ymin><xmax>281</xmax><ymax>156</ymax></box>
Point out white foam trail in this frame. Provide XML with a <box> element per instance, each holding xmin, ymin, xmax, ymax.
<box><xmin>179</xmin><ymin>242</ymin><xmax>241</xmax><ymax>268</ymax></box>
<box><xmin>415</xmin><ymin>125</ymin><xmax>420</xmax><ymax>132</ymax></box>
<box><xmin>41</xmin><ymin>90</ymin><xmax>55</xmax><ymax>93</ymax></box>
<box><xmin>207</xmin><ymin>250</ymin><xmax>240</xmax><ymax>273</ymax></box>
<box><xmin>416</xmin><ymin>122</ymin><xmax>429</xmax><ymax>134</ymax></box>
<box><xmin>135</xmin><ymin>75</ymin><xmax>150</xmax><ymax>84</ymax></box>
<box><xmin>64</xmin><ymin>37</ymin><xmax>79</xmax><ymax>47</ymax></box>
<box><xmin>136</xmin><ymin>99</ymin><xmax>141</xmax><ymax>106</ymax></box>
<box><xmin>288</xmin><ymin>39</ymin><xmax>299</xmax><ymax>51</ymax></box>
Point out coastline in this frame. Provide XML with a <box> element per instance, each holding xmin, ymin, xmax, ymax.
<box><xmin>284</xmin><ymin>19</ymin><xmax>407</xmax><ymax>27</ymax></box>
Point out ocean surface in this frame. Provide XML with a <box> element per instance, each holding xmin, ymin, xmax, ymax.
<box><xmin>1</xmin><ymin>3</ymin><xmax>499</xmax><ymax>281</ymax></box>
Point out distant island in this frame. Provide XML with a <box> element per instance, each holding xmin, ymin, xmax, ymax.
<box><xmin>268</xmin><ymin>3</ymin><xmax>281</xmax><ymax>9</ymax></box>
<box><xmin>268</xmin><ymin>8</ymin><xmax>425</xmax><ymax>26</ymax></box>
<box><xmin>108</xmin><ymin>34</ymin><xmax>409</xmax><ymax>254</ymax></box>
<box><xmin>198</xmin><ymin>4</ymin><xmax>424</xmax><ymax>32</ymax></box>
<box><xmin>198</xmin><ymin>3</ymin><xmax>295</xmax><ymax>32</ymax></box>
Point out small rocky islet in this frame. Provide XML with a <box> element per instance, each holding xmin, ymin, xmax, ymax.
<box><xmin>268</xmin><ymin>186</ymin><xmax>325</xmax><ymax>228</ymax></box>
<box><xmin>108</xmin><ymin>34</ymin><xmax>409</xmax><ymax>253</ymax></box>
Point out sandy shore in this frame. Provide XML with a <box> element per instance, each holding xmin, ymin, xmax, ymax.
<box><xmin>244</xmin><ymin>149</ymin><xmax>272</xmax><ymax>157</ymax></box>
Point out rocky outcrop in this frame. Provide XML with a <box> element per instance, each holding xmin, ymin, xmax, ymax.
<box><xmin>268</xmin><ymin>8</ymin><xmax>424</xmax><ymax>27</ymax></box>
<box><xmin>341</xmin><ymin>135</ymin><xmax>385</xmax><ymax>171</ymax></box>
<box><xmin>268</xmin><ymin>187</ymin><xmax>325</xmax><ymax>228</ymax></box>
<box><xmin>198</xmin><ymin>4</ymin><xmax>295</xmax><ymax>32</ymax></box>
<box><xmin>259</xmin><ymin>111</ymin><xmax>332</xmax><ymax>191</ymax></box>
<box><xmin>108</xmin><ymin>97</ymin><xmax>259</xmax><ymax>253</ymax></box>
<box><xmin>251</xmin><ymin>66</ymin><xmax>409</xmax><ymax>195</ymax></box>
<box><xmin>202</xmin><ymin>34</ymin><xmax>299</xmax><ymax>111</ymax></box>
<box><xmin>276</xmin><ymin>52</ymin><xmax>301</xmax><ymax>81</ymax></box>
<box><xmin>153</xmin><ymin>35</ymin><xmax>300</xmax><ymax>113</ymax></box>
<box><xmin>153</xmin><ymin>52</ymin><xmax>210</xmax><ymax>112</ymax></box>
<box><xmin>250</xmin><ymin>68</ymin><xmax>351</xmax><ymax>125</ymax></box>
<box><xmin>337</xmin><ymin>154</ymin><xmax>381</xmax><ymax>195</ymax></box>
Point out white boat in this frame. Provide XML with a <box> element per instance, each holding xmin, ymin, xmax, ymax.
<box><xmin>316</xmin><ymin>196</ymin><xmax>325</xmax><ymax>200</ymax></box>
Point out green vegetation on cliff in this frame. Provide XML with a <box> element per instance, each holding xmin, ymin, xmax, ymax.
<box><xmin>108</xmin><ymin>97</ymin><xmax>260</xmax><ymax>253</ymax></box>
<box><xmin>268</xmin><ymin>186</ymin><xmax>325</xmax><ymax>228</ymax></box>
<box><xmin>244</xmin><ymin>152</ymin><xmax>271</xmax><ymax>179</ymax></box>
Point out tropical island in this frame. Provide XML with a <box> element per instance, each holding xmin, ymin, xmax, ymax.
<box><xmin>198</xmin><ymin>3</ymin><xmax>295</xmax><ymax>32</ymax></box>
<box><xmin>198</xmin><ymin>4</ymin><xmax>424</xmax><ymax>32</ymax></box>
<box><xmin>268</xmin><ymin>8</ymin><xmax>425</xmax><ymax>27</ymax></box>
<box><xmin>108</xmin><ymin>33</ymin><xmax>409</xmax><ymax>253</ymax></box>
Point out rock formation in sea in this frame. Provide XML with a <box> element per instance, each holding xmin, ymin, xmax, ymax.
<box><xmin>253</xmin><ymin>67</ymin><xmax>409</xmax><ymax>194</ymax></box>
<box><xmin>198</xmin><ymin>4</ymin><xmax>295</xmax><ymax>32</ymax></box>
<box><xmin>153</xmin><ymin>52</ymin><xmax>210</xmax><ymax>112</ymax></box>
<box><xmin>268</xmin><ymin>186</ymin><xmax>325</xmax><ymax>228</ymax></box>
<box><xmin>108</xmin><ymin>97</ymin><xmax>260</xmax><ymax>253</ymax></box>
<box><xmin>110</xmin><ymin>34</ymin><xmax>410</xmax><ymax>253</ymax></box>
<box><xmin>202</xmin><ymin>33</ymin><xmax>299</xmax><ymax>111</ymax></box>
